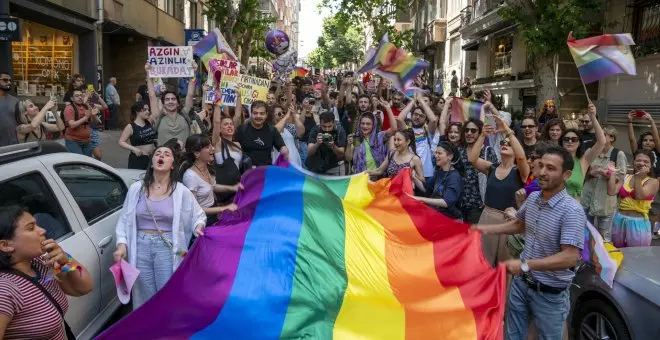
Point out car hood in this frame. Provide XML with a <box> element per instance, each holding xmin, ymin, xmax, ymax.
<box><xmin>617</xmin><ymin>247</ymin><xmax>660</xmax><ymax>288</ymax></box>
<box><xmin>115</xmin><ymin>169</ymin><xmax>145</xmax><ymax>186</ymax></box>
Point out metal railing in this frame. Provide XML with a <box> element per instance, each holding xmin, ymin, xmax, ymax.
<box><xmin>493</xmin><ymin>51</ymin><xmax>512</xmax><ymax>76</ymax></box>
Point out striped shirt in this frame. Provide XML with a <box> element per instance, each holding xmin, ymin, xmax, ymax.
<box><xmin>0</xmin><ymin>258</ymin><xmax>68</xmax><ymax>340</ymax></box>
<box><xmin>516</xmin><ymin>189</ymin><xmax>585</xmax><ymax>287</ymax></box>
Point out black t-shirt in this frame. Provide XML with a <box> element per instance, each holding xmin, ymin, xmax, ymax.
<box><xmin>581</xmin><ymin>131</ymin><xmax>596</xmax><ymax>153</ymax></box>
<box><xmin>137</xmin><ymin>85</ymin><xmax>149</xmax><ymax>102</ymax></box>
<box><xmin>484</xmin><ymin>164</ymin><xmax>523</xmax><ymax>211</ymax></box>
<box><xmin>306</xmin><ymin>124</ymin><xmax>347</xmax><ymax>171</ymax></box>
<box><xmin>235</xmin><ymin>123</ymin><xmax>285</xmax><ymax>167</ymax></box>
<box><xmin>522</xmin><ymin>141</ymin><xmax>536</xmax><ymax>159</ymax></box>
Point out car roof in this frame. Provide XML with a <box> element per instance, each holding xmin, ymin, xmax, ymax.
<box><xmin>0</xmin><ymin>142</ymin><xmax>68</xmax><ymax>166</ymax></box>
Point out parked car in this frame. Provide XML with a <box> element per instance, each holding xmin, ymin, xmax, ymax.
<box><xmin>569</xmin><ymin>246</ymin><xmax>660</xmax><ymax>340</ymax></box>
<box><xmin>0</xmin><ymin>142</ymin><xmax>144</xmax><ymax>340</ymax></box>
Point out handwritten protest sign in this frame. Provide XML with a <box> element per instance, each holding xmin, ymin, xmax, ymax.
<box><xmin>235</xmin><ymin>75</ymin><xmax>269</xmax><ymax>106</ymax></box>
<box><xmin>204</xmin><ymin>91</ymin><xmax>217</xmax><ymax>104</ymax></box>
<box><xmin>148</xmin><ymin>46</ymin><xmax>194</xmax><ymax>78</ymax></box>
<box><xmin>209</xmin><ymin>58</ymin><xmax>241</xmax><ymax>106</ymax></box>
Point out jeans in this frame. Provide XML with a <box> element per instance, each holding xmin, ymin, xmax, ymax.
<box><xmin>65</xmin><ymin>139</ymin><xmax>93</xmax><ymax>157</ymax></box>
<box><xmin>506</xmin><ymin>276</ymin><xmax>570</xmax><ymax>340</ymax></box>
<box><xmin>108</xmin><ymin>104</ymin><xmax>119</xmax><ymax>130</ymax></box>
<box><xmin>133</xmin><ymin>231</ymin><xmax>174</xmax><ymax>309</ymax></box>
<box><xmin>298</xmin><ymin>141</ymin><xmax>308</xmax><ymax>169</ymax></box>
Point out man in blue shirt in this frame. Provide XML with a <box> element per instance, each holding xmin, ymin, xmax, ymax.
<box><xmin>474</xmin><ymin>146</ymin><xmax>585</xmax><ymax>340</ymax></box>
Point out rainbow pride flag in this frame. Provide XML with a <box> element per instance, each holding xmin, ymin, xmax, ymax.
<box><xmin>582</xmin><ymin>222</ymin><xmax>624</xmax><ymax>288</ymax></box>
<box><xmin>450</xmin><ymin>96</ymin><xmax>484</xmax><ymax>122</ymax></box>
<box><xmin>567</xmin><ymin>32</ymin><xmax>636</xmax><ymax>84</ymax></box>
<box><xmin>193</xmin><ymin>28</ymin><xmax>239</xmax><ymax>68</ymax></box>
<box><xmin>289</xmin><ymin>67</ymin><xmax>309</xmax><ymax>78</ymax></box>
<box><xmin>98</xmin><ymin>166</ymin><xmax>505</xmax><ymax>339</ymax></box>
<box><xmin>358</xmin><ymin>34</ymin><xmax>429</xmax><ymax>92</ymax></box>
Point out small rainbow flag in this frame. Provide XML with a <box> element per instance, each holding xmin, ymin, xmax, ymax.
<box><xmin>358</xmin><ymin>34</ymin><xmax>429</xmax><ymax>92</ymax></box>
<box><xmin>449</xmin><ymin>96</ymin><xmax>484</xmax><ymax>122</ymax></box>
<box><xmin>567</xmin><ymin>32</ymin><xmax>636</xmax><ymax>84</ymax></box>
<box><xmin>98</xmin><ymin>165</ymin><xmax>505</xmax><ymax>339</ymax></box>
<box><xmin>193</xmin><ymin>28</ymin><xmax>239</xmax><ymax>68</ymax></box>
<box><xmin>582</xmin><ymin>222</ymin><xmax>623</xmax><ymax>288</ymax></box>
<box><xmin>289</xmin><ymin>67</ymin><xmax>309</xmax><ymax>79</ymax></box>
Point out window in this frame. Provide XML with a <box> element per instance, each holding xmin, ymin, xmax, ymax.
<box><xmin>0</xmin><ymin>173</ymin><xmax>71</xmax><ymax>240</ymax></box>
<box><xmin>630</xmin><ymin>1</ymin><xmax>660</xmax><ymax>57</ymax></box>
<box><xmin>55</xmin><ymin>165</ymin><xmax>127</xmax><ymax>224</ymax></box>
<box><xmin>450</xmin><ymin>37</ymin><xmax>461</xmax><ymax>65</ymax></box>
<box><xmin>492</xmin><ymin>35</ymin><xmax>513</xmax><ymax>76</ymax></box>
<box><xmin>158</xmin><ymin>0</ymin><xmax>174</xmax><ymax>16</ymax></box>
<box><xmin>191</xmin><ymin>1</ymin><xmax>198</xmax><ymax>28</ymax></box>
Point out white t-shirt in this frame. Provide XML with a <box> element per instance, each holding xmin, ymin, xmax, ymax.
<box><xmin>182</xmin><ymin>169</ymin><xmax>215</xmax><ymax>208</ymax></box>
<box><xmin>413</xmin><ymin>126</ymin><xmax>435</xmax><ymax>178</ymax></box>
<box><xmin>272</xmin><ymin>128</ymin><xmax>302</xmax><ymax>166</ymax></box>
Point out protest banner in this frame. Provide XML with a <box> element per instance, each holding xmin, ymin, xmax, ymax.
<box><xmin>148</xmin><ymin>46</ymin><xmax>194</xmax><ymax>78</ymax></box>
<box><xmin>235</xmin><ymin>74</ymin><xmax>269</xmax><ymax>106</ymax></box>
<box><xmin>211</xmin><ymin>58</ymin><xmax>240</xmax><ymax>106</ymax></box>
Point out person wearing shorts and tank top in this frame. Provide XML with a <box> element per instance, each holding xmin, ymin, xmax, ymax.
<box><xmin>119</xmin><ymin>102</ymin><xmax>157</xmax><ymax>170</ymax></box>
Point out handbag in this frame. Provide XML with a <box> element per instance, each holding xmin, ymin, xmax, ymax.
<box><xmin>1</xmin><ymin>267</ymin><xmax>76</xmax><ymax>340</ymax></box>
<box><xmin>215</xmin><ymin>139</ymin><xmax>242</xmax><ymax>204</ymax></box>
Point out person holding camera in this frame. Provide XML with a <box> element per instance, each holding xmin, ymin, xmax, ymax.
<box><xmin>306</xmin><ymin>111</ymin><xmax>348</xmax><ymax>175</ymax></box>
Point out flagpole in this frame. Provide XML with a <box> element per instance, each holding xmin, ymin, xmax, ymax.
<box><xmin>579</xmin><ymin>77</ymin><xmax>591</xmax><ymax>103</ymax></box>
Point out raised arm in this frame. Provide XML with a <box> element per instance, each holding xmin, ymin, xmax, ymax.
<box><xmin>233</xmin><ymin>91</ymin><xmax>243</xmax><ymax>127</ymax></box>
<box><xmin>381</xmin><ymin>98</ymin><xmax>397</xmax><ymax>136</ymax></box>
<box><xmin>396</xmin><ymin>98</ymin><xmax>415</xmax><ymax>128</ymax></box>
<box><xmin>145</xmin><ymin>63</ymin><xmax>161</xmax><ymax>123</ymax></box>
<box><xmin>491</xmin><ymin>107</ymin><xmax>530</xmax><ymax>182</ymax></box>
<box><xmin>16</xmin><ymin>99</ymin><xmax>56</xmax><ymax>135</ymax></box>
<box><xmin>468</xmin><ymin>128</ymin><xmax>494</xmax><ymax>174</ymax></box>
<box><xmin>418</xmin><ymin>94</ymin><xmax>438</xmax><ymax>134</ymax></box>
<box><xmin>581</xmin><ymin>103</ymin><xmax>607</xmax><ymax>169</ymax></box>
<box><xmin>183</xmin><ymin>61</ymin><xmax>198</xmax><ymax>113</ymax></box>
<box><xmin>438</xmin><ymin>100</ymin><xmax>451</xmax><ymax>137</ymax></box>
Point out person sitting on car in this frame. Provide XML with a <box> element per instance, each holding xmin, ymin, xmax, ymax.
<box><xmin>0</xmin><ymin>206</ymin><xmax>93</xmax><ymax>339</ymax></box>
<box><xmin>306</xmin><ymin>110</ymin><xmax>348</xmax><ymax>175</ymax></box>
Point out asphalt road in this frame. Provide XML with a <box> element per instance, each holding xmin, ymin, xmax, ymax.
<box><xmin>98</xmin><ymin>129</ymin><xmax>129</xmax><ymax>169</ymax></box>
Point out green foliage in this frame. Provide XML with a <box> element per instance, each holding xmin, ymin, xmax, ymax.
<box><xmin>306</xmin><ymin>13</ymin><xmax>365</xmax><ymax>69</ymax></box>
<box><xmin>320</xmin><ymin>0</ymin><xmax>412</xmax><ymax>49</ymax></box>
<box><xmin>499</xmin><ymin>0</ymin><xmax>606</xmax><ymax>57</ymax></box>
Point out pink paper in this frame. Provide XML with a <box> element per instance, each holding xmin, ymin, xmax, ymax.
<box><xmin>109</xmin><ymin>260</ymin><xmax>140</xmax><ymax>305</ymax></box>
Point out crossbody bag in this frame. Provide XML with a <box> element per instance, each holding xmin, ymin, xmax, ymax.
<box><xmin>1</xmin><ymin>267</ymin><xmax>76</xmax><ymax>340</ymax></box>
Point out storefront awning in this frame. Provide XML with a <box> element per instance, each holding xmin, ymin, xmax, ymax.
<box><xmin>462</xmin><ymin>39</ymin><xmax>481</xmax><ymax>51</ymax></box>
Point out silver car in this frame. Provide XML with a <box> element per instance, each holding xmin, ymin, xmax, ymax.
<box><xmin>0</xmin><ymin>142</ymin><xmax>143</xmax><ymax>340</ymax></box>
<box><xmin>569</xmin><ymin>246</ymin><xmax>660</xmax><ymax>340</ymax></box>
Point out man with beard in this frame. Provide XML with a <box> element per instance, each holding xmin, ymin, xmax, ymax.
<box><xmin>520</xmin><ymin>116</ymin><xmax>539</xmax><ymax>159</ymax></box>
<box><xmin>0</xmin><ymin>71</ymin><xmax>19</xmax><ymax>147</ymax></box>
<box><xmin>235</xmin><ymin>100</ymin><xmax>288</xmax><ymax>167</ymax></box>
<box><xmin>474</xmin><ymin>146</ymin><xmax>585</xmax><ymax>340</ymax></box>
<box><xmin>579</xmin><ymin>111</ymin><xmax>597</xmax><ymax>152</ymax></box>
<box><xmin>306</xmin><ymin>111</ymin><xmax>347</xmax><ymax>175</ymax></box>
<box><xmin>385</xmin><ymin>92</ymin><xmax>405</xmax><ymax>131</ymax></box>
<box><xmin>396</xmin><ymin>93</ymin><xmax>438</xmax><ymax>179</ymax></box>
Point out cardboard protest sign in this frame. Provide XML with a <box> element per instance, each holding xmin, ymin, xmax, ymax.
<box><xmin>210</xmin><ymin>58</ymin><xmax>241</xmax><ymax>106</ymax></box>
<box><xmin>235</xmin><ymin>75</ymin><xmax>269</xmax><ymax>106</ymax></box>
<box><xmin>204</xmin><ymin>90</ymin><xmax>217</xmax><ymax>104</ymax></box>
<box><xmin>148</xmin><ymin>46</ymin><xmax>194</xmax><ymax>78</ymax></box>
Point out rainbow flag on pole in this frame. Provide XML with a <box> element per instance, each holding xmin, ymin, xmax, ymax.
<box><xmin>450</xmin><ymin>97</ymin><xmax>484</xmax><ymax>122</ymax></box>
<box><xmin>358</xmin><ymin>34</ymin><xmax>429</xmax><ymax>92</ymax></box>
<box><xmin>98</xmin><ymin>166</ymin><xmax>505</xmax><ymax>339</ymax></box>
<box><xmin>567</xmin><ymin>32</ymin><xmax>636</xmax><ymax>84</ymax></box>
<box><xmin>582</xmin><ymin>222</ymin><xmax>624</xmax><ymax>288</ymax></box>
<box><xmin>193</xmin><ymin>28</ymin><xmax>239</xmax><ymax>68</ymax></box>
<box><xmin>289</xmin><ymin>67</ymin><xmax>309</xmax><ymax>79</ymax></box>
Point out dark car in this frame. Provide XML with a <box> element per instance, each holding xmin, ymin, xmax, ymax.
<box><xmin>569</xmin><ymin>246</ymin><xmax>660</xmax><ymax>340</ymax></box>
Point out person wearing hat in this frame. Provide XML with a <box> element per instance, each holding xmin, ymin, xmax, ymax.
<box><xmin>409</xmin><ymin>141</ymin><xmax>465</xmax><ymax>220</ymax></box>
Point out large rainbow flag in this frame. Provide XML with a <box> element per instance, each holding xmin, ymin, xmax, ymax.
<box><xmin>567</xmin><ymin>32</ymin><xmax>636</xmax><ymax>84</ymax></box>
<box><xmin>193</xmin><ymin>28</ymin><xmax>239</xmax><ymax>68</ymax></box>
<box><xmin>98</xmin><ymin>166</ymin><xmax>505</xmax><ymax>339</ymax></box>
<box><xmin>358</xmin><ymin>34</ymin><xmax>429</xmax><ymax>92</ymax></box>
<box><xmin>450</xmin><ymin>97</ymin><xmax>484</xmax><ymax>122</ymax></box>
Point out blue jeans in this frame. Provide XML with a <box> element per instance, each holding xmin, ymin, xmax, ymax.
<box><xmin>506</xmin><ymin>276</ymin><xmax>570</xmax><ymax>340</ymax></box>
<box><xmin>298</xmin><ymin>140</ymin><xmax>308</xmax><ymax>169</ymax></box>
<box><xmin>133</xmin><ymin>231</ymin><xmax>174</xmax><ymax>308</ymax></box>
<box><xmin>65</xmin><ymin>139</ymin><xmax>93</xmax><ymax>157</ymax></box>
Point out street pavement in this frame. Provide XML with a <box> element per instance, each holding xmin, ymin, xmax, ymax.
<box><xmin>98</xmin><ymin>129</ymin><xmax>129</xmax><ymax>169</ymax></box>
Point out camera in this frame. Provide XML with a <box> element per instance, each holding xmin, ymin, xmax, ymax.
<box><xmin>322</xmin><ymin>133</ymin><xmax>334</xmax><ymax>144</ymax></box>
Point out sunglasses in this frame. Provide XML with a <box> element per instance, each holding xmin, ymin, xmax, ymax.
<box><xmin>464</xmin><ymin>127</ymin><xmax>479</xmax><ymax>134</ymax></box>
<box><xmin>562</xmin><ymin>136</ymin><xmax>580</xmax><ymax>143</ymax></box>
<box><xmin>500</xmin><ymin>139</ymin><xmax>511</xmax><ymax>146</ymax></box>
<box><xmin>521</xmin><ymin>125</ymin><xmax>536</xmax><ymax>129</ymax></box>
<box><xmin>579</xmin><ymin>120</ymin><xmax>591</xmax><ymax>124</ymax></box>
<box><xmin>0</xmin><ymin>78</ymin><xmax>11</xmax><ymax>82</ymax></box>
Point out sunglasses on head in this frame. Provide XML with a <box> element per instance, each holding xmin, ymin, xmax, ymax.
<box><xmin>464</xmin><ymin>127</ymin><xmax>479</xmax><ymax>134</ymax></box>
<box><xmin>562</xmin><ymin>136</ymin><xmax>580</xmax><ymax>143</ymax></box>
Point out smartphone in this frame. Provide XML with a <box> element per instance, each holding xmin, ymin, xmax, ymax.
<box><xmin>485</xmin><ymin>114</ymin><xmax>496</xmax><ymax>127</ymax></box>
<box><xmin>634</xmin><ymin>110</ymin><xmax>646</xmax><ymax>117</ymax></box>
<box><xmin>86</xmin><ymin>84</ymin><xmax>95</xmax><ymax>92</ymax></box>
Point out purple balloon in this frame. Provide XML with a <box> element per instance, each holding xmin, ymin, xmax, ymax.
<box><xmin>265</xmin><ymin>30</ymin><xmax>290</xmax><ymax>56</ymax></box>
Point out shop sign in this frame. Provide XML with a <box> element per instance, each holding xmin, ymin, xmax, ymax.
<box><xmin>185</xmin><ymin>29</ymin><xmax>206</xmax><ymax>47</ymax></box>
<box><xmin>147</xmin><ymin>46</ymin><xmax>194</xmax><ymax>78</ymax></box>
<box><xmin>0</xmin><ymin>18</ymin><xmax>20</xmax><ymax>42</ymax></box>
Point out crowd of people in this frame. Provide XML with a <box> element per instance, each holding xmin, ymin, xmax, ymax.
<box><xmin>1</xmin><ymin>64</ymin><xmax>660</xmax><ymax>339</ymax></box>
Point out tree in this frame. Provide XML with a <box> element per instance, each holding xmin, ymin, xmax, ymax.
<box><xmin>320</xmin><ymin>0</ymin><xmax>414</xmax><ymax>50</ymax></box>
<box><xmin>306</xmin><ymin>14</ymin><xmax>365</xmax><ymax>69</ymax></box>
<box><xmin>204</xmin><ymin>0</ymin><xmax>276</xmax><ymax>67</ymax></box>
<box><xmin>499</xmin><ymin>0</ymin><xmax>608</xmax><ymax>105</ymax></box>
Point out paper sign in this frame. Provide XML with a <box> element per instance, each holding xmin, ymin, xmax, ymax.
<box><xmin>204</xmin><ymin>91</ymin><xmax>217</xmax><ymax>104</ymax></box>
<box><xmin>147</xmin><ymin>46</ymin><xmax>194</xmax><ymax>78</ymax></box>
<box><xmin>212</xmin><ymin>58</ymin><xmax>241</xmax><ymax>106</ymax></box>
<box><xmin>235</xmin><ymin>75</ymin><xmax>269</xmax><ymax>106</ymax></box>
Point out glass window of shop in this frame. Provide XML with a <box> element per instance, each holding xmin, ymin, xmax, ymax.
<box><xmin>11</xmin><ymin>20</ymin><xmax>76</xmax><ymax>98</ymax></box>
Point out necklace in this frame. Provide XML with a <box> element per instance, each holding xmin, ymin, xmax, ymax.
<box><xmin>194</xmin><ymin>163</ymin><xmax>212</xmax><ymax>184</ymax></box>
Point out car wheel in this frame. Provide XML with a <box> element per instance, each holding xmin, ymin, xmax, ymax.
<box><xmin>576</xmin><ymin>299</ymin><xmax>631</xmax><ymax>340</ymax></box>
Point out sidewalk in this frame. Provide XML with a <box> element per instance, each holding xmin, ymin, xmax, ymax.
<box><xmin>98</xmin><ymin>129</ymin><xmax>129</xmax><ymax>169</ymax></box>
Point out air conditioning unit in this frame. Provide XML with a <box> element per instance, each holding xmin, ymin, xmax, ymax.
<box><xmin>394</xmin><ymin>22</ymin><xmax>413</xmax><ymax>32</ymax></box>
<box><xmin>431</xmin><ymin>20</ymin><xmax>447</xmax><ymax>42</ymax></box>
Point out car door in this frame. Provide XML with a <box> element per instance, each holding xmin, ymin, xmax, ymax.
<box><xmin>0</xmin><ymin>158</ymin><xmax>102</xmax><ymax>335</ymax></box>
<box><xmin>44</xmin><ymin>159</ymin><xmax>128</xmax><ymax>310</ymax></box>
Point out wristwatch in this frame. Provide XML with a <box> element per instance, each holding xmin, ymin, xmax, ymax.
<box><xmin>521</xmin><ymin>260</ymin><xmax>530</xmax><ymax>273</ymax></box>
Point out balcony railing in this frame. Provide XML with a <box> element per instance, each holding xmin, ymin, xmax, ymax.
<box><xmin>493</xmin><ymin>51</ymin><xmax>512</xmax><ymax>76</ymax></box>
<box><xmin>462</xmin><ymin>0</ymin><xmax>504</xmax><ymax>24</ymax></box>
<box><xmin>623</xmin><ymin>0</ymin><xmax>660</xmax><ymax>58</ymax></box>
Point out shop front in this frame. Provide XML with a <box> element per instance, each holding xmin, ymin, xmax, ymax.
<box><xmin>7</xmin><ymin>0</ymin><xmax>98</xmax><ymax>104</ymax></box>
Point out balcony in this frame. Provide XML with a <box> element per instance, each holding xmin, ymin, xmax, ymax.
<box><xmin>460</xmin><ymin>0</ymin><xmax>509</xmax><ymax>39</ymax></box>
<box><xmin>104</xmin><ymin>0</ymin><xmax>185</xmax><ymax>45</ymax></box>
<box><xmin>414</xmin><ymin>19</ymin><xmax>447</xmax><ymax>51</ymax></box>
<box><xmin>493</xmin><ymin>51</ymin><xmax>512</xmax><ymax>76</ymax></box>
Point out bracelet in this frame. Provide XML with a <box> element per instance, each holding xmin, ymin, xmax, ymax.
<box><xmin>55</xmin><ymin>253</ymin><xmax>82</xmax><ymax>275</ymax></box>
<box><xmin>606</xmin><ymin>169</ymin><xmax>613</xmax><ymax>177</ymax></box>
